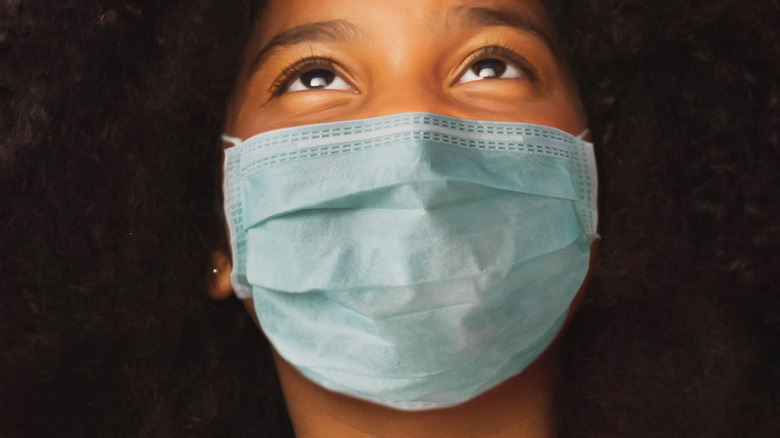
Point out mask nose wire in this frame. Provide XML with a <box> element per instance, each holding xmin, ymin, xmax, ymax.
<box><xmin>221</xmin><ymin>134</ymin><xmax>243</xmax><ymax>147</ymax></box>
<box><xmin>223</xmin><ymin>127</ymin><xmax>591</xmax><ymax>145</ymax></box>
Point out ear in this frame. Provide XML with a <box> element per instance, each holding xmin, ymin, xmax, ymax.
<box><xmin>208</xmin><ymin>250</ymin><xmax>234</xmax><ymax>300</ymax></box>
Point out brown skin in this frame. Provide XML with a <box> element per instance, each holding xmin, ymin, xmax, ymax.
<box><xmin>211</xmin><ymin>0</ymin><xmax>589</xmax><ymax>436</ymax></box>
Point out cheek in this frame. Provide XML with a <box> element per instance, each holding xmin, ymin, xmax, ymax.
<box><xmin>527</xmin><ymin>96</ymin><xmax>587</xmax><ymax>134</ymax></box>
<box><xmin>225</xmin><ymin>70</ymin><xmax>285</xmax><ymax>140</ymax></box>
<box><xmin>225</xmin><ymin>84</ymin><xmax>267</xmax><ymax>140</ymax></box>
<box><xmin>525</xmin><ymin>76</ymin><xmax>588</xmax><ymax>134</ymax></box>
<box><xmin>455</xmin><ymin>91</ymin><xmax>585</xmax><ymax>135</ymax></box>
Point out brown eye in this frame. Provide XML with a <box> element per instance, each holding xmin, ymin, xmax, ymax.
<box><xmin>459</xmin><ymin>58</ymin><xmax>523</xmax><ymax>83</ymax></box>
<box><xmin>299</xmin><ymin>69</ymin><xmax>336</xmax><ymax>89</ymax></box>
<box><xmin>471</xmin><ymin>59</ymin><xmax>506</xmax><ymax>78</ymax></box>
<box><xmin>285</xmin><ymin>67</ymin><xmax>350</xmax><ymax>93</ymax></box>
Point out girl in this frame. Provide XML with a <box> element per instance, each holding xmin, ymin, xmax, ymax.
<box><xmin>2</xmin><ymin>0</ymin><xmax>778</xmax><ymax>436</ymax></box>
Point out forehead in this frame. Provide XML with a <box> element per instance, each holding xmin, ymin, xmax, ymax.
<box><xmin>256</xmin><ymin>0</ymin><xmax>555</xmax><ymax>43</ymax></box>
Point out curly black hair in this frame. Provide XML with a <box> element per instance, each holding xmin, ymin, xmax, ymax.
<box><xmin>549</xmin><ymin>0</ymin><xmax>780</xmax><ymax>436</ymax></box>
<box><xmin>1</xmin><ymin>0</ymin><xmax>778</xmax><ymax>437</ymax></box>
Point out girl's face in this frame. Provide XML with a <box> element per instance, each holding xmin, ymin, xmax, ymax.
<box><xmin>225</xmin><ymin>0</ymin><xmax>587</xmax><ymax>139</ymax></box>
<box><xmin>217</xmin><ymin>1</ymin><xmax>594</xmax><ymax>413</ymax></box>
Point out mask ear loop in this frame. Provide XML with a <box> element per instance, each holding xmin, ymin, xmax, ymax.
<box><xmin>221</xmin><ymin>134</ymin><xmax>243</xmax><ymax>147</ymax></box>
<box><xmin>219</xmin><ymin>133</ymin><xmax>248</xmax><ymax>299</ymax></box>
<box><xmin>576</xmin><ymin>127</ymin><xmax>599</xmax><ymax>240</ymax></box>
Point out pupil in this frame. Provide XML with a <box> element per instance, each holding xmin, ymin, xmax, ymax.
<box><xmin>473</xmin><ymin>59</ymin><xmax>506</xmax><ymax>79</ymax></box>
<box><xmin>302</xmin><ymin>69</ymin><xmax>335</xmax><ymax>88</ymax></box>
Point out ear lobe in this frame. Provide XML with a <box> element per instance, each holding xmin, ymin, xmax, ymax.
<box><xmin>208</xmin><ymin>251</ymin><xmax>234</xmax><ymax>300</ymax></box>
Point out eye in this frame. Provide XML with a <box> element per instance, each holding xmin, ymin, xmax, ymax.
<box><xmin>459</xmin><ymin>58</ymin><xmax>524</xmax><ymax>83</ymax></box>
<box><xmin>286</xmin><ymin>68</ymin><xmax>351</xmax><ymax>93</ymax></box>
<box><xmin>455</xmin><ymin>46</ymin><xmax>538</xmax><ymax>85</ymax></box>
<box><xmin>270</xmin><ymin>57</ymin><xmax>352</xmax><ymax>96</ymax></box>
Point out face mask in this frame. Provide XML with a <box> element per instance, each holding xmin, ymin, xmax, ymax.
<box><xmin>223</xmin><ymin>112</ymin><xmax>598</xmax><ymax>410</ymax></box>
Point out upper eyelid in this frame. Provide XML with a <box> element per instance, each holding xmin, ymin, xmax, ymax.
<box><xmin>250</xmin><ymin>20</ymin><xmax>359</xmax><ymax>74</ymax></box>
<box><xmin>453</xmin><ymin>7</ymin><xmax>559</xmax><ymax>58</ymax></box>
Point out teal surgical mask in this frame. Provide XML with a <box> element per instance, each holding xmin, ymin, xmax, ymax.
<box><xmin>223</xmin><ymin>112</ymin><xmax>598</xmax><ymax>410</ymax></box>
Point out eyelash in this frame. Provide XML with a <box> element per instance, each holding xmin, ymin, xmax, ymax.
<box><xmin>267</xmin><ymin>44</ymin><xmax>538</xmax><ymax>96</ymax></box>
<box><xmin>268</xmin><ymin>56</ymin><xmax>337</xmax><ymax>96</ymax></box>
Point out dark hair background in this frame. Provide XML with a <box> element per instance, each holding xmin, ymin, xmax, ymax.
<box><xmin>1</xmin><ymin>0</ymin><xmax>778</xmax><ymax>437</ymax></box>
<box><xmin>548</xmin><ymin>0</ymin><xmax>780</xmax><ymax>436</ymax></box>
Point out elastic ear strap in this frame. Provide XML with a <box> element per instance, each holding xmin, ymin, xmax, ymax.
<box><xmin>576</xmin><ymin>129</ymin><xmax>590</xmax><ymax>140</ymax></box>
<box><xmin>221</xmin><ymin>134</ymin><xmax>243</xmax><ymax>147</ymax></box>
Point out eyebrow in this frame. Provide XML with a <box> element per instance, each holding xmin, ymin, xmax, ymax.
<box><xmin>249</xmin><ymin>20</ymin><xmax>358</xmax><ymax>72</ymax></box>
<box><xmin>452</xmin><ymin>6</ymin><xmax>560</xmax><ymax>56</ymax></box>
